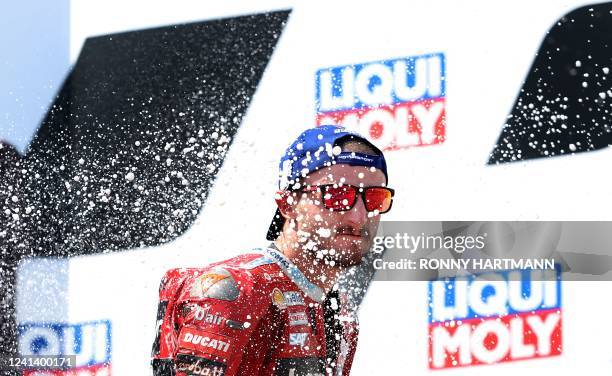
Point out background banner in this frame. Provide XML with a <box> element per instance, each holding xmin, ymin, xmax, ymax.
<box><xmin>2</xmin><ymin>1</ymin><xmax>612</xmax><ymax>375</ymax></box>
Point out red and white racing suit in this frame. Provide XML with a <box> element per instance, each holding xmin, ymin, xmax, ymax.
<box><xmin>151</xmin><ymin>244</ymin><xmax>359</xmax><ymax>376</ymax></box>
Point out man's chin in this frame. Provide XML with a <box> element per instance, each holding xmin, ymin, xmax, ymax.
<box><xmin>329</xmin><ymin>244</ymin><xmax>368</xmax><ymax>267</ymax></box>
<box><xmin>308</xmin><ymin>237</ymin><xmax>370</xmax><ymax>267</ymax></box>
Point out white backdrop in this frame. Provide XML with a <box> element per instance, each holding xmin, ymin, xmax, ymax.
<box><xmin>17</xmin><ymin>1</ymin><xmax>612</xmax><ymax>375</ymax></box>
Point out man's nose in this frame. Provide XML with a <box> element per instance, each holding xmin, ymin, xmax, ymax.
<box><xmin>344</xmin><ymin>193</ymin><xmax>369</xmax><ymax>224</ymax></box>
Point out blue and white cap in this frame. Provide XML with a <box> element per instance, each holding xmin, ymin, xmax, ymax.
<box><xmin>266</xmin><ymin>124</ymin><xmax>388</xmax><ymax>240</ymax></box>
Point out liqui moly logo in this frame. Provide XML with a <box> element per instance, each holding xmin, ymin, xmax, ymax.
<box><xmin>18</xmin><ymin>320</ymin><xmax>112</xmax><ymax>368</ymax></box>
<box><xmin>428</xmin><ymin>268</ymin><xmax>562</xmax><ymax>369</ymax></box>
<box><xmin>315</xmin><ymin>53</ymin><xmax>446</xmax><ymax>151</ymax></box>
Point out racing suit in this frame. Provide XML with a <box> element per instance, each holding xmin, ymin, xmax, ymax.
<box><xmin>151</xmin><ymin>244</ymin><xmax>359</xmax><ymax>376</ymax></box>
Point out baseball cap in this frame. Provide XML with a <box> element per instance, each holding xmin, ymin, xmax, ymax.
<box><xmin>265</xmin><ymin>124</ymin><xmax>388</xmax><ymax>241</ymax></box>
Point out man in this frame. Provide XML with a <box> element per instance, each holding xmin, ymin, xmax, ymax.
<box><xmin>151</xmin><ymin>125</ymin><xmax>394</xmax><ymax>376</ymax></box>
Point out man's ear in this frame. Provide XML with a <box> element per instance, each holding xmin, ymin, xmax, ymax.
<box><xmin>274</xmin><ymin>190</ymin><xmax>296</xmax><ymax>219</ymax></box>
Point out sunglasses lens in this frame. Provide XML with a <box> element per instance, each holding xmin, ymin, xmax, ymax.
<box><xmin>364</xmin><ymin>187</ymin><xmax>393</xmax><ymax>213</ymax></box>
<box><xmin>323</xmin><ymin>186</ymin><xmax>357</xmax><ymax>210</ymax></box>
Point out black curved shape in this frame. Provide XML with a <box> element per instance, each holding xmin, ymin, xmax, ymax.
<box><xmin>488</xmin><ymin>3</ymin><xmax>612</xmax><ymax>164</ymax></box>
<box><xmin>24</xmin><ymin>10</ymin><xmax>290</xmax><ymax>256</ymax></box>
<box><xmin>0</xmin><ymin>9</ymin><xmax>290</xmax><ymax>356</ymax></box>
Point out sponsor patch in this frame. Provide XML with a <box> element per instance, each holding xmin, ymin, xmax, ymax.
<box><xmin>175</xmin><ymin>354</ymin><xmax>227</xmax><ymax>376</ymax></box>
<box><xmin>288</xmin><ymin>311</ymin><xmax>309</xmax><ymax>327</ymax></box>
<box><xmin>179</xmin><ymin>327</ymin><xmax>232</xmax><ymax>358</ymax></box>
<box><xmin>190</xmin><ymin>269</ymin><xmax>240</xmax><ymax>301</ymax></box>
<box><xmin>284</xmin><ymin>291</ymin><xmax>305</xmax><ymax>307</ymax></box>
<box><xmin>187</xmin><ymin>305</ymin><xmax>247</xmax><ymax>330</ymax></box>
<box><xmin>289</xmin><ymin>332</ymin><xmax>308</xmax><ymax>348</ymax></box>
<box><xmin>272</xmin><ymin>288</ymin><xmax>287</xmax><ymax>309</ymax></box>
<box><xmin>199</xmin><ymin>273</ymin><xmax>228</xmax><ymax>293</ymax></box>
<box><xmin>190</xmin><ymin>304</ymin><xmax>227</xmax><ymax>326</ymax></box>
<box><xmin>272</xmin><ymin>288</ymin><xmax>306</xmax><ymax>310</ymax></box>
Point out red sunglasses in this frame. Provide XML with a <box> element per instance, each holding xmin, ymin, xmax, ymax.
<box><xmin>296</xmin><ymin>184</ymin><xmax>394</xmax><ymax>213</ymax></box>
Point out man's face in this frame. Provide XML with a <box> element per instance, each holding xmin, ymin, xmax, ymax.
<box><xmin>289</xmin><ymin>164</ymin><xmax>386</xmax><ymax>267</ymax></box>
